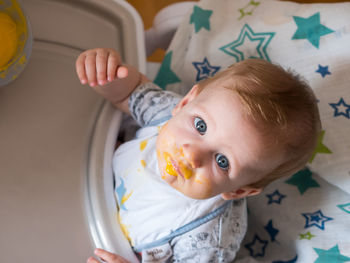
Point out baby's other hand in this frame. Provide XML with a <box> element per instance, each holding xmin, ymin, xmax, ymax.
<box><xmin>87</xmin><ymin>248</ymin><xmax>131</xmax><ymax>263</ymax></box>
<box><xmin>76</xmin><ymin>48</ymin><xmax>128</xmax><ymax>87</ymax></box>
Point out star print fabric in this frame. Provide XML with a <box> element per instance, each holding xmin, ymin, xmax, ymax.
<box><xmin>235</xmin><ymin>173</ymin><xmax>350</xmax><ymax>262</ymax></box>
<box><xmin>151</xmin><ymin>0</ymin><xmax>350</xmax><ymax>261</ymax></box>
<box><xmin>155</xmin><ymin>0</ymin><xmax>350</xmax><ymax>195</ymax></box>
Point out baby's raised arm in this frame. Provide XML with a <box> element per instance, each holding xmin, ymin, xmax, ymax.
<box><xmin>75</xmin><ymin>48</ymin><xmax>149</xmax><ymax>114</ymax></box>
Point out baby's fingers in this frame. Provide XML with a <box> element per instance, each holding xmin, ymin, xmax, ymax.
<box><xmin>96</xmin><ymin>49</ymin><xmax>109</xmax><ymax>86</ymax></box>
<box><xmin>116</xmin><ymin>66</ymin><xmax>128</xmax><ymax>79</ymax></box>
<box><xmin>85</xmin><ymin>52</ymin><xmax>98</xmax><ymax>87</ymax></box>
<box><xmin>76</xmin><ymin>53</ymin><xmax>88</xmax><ymax>84</ymax></box>
<box><xmin>106</xmin><ymin>51</ymin><xmax>128</xmax><ymax>82</ymax></box>
<box><xmin>94</xmin><ymin>248</ymin><xmax>130</xmax><ymax>263</ymax></box>
<box><xmin>106</xmin><ymin>51</ymin><xmax>118</xmax><ymax>82</ymax></box>
<box><xmin>87</xmin><ymin>256</ymin><xmax>100</xmax><ymax>263</ymax></box>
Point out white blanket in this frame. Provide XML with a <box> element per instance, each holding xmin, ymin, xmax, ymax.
<box><xmin>152</xmin><ymin>0</ymin><xmax>350</xmax><ymax>261</ymax></box>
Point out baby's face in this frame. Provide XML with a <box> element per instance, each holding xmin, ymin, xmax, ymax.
<box><xmin>156</xmin><ymin>84</ymin><xmax>284</xmax><ymax>200</ymax></box>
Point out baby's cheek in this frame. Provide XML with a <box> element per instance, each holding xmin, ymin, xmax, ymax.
<box><xmin>194</xmin><ymin>174</ymin><xmax>210</xmax><ymax>186</ymax></box>
<box><xmin>162</xmin><ymin>173</ymin><xmax>177</xmax><ymax>186</ymax></box>
<box><xmin>193</xmin><ymin>174</ymin><xmax>213</xmax><ymax>198</ymax></box>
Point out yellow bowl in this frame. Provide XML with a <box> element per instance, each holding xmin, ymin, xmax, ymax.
<box><xmin>0</xmin><ymin>0</ymin><xmax>32</xmax><ymax>86</ymax></box>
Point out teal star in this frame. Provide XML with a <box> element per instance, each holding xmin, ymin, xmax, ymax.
<box><xmin>153</xmin><ymin>51</ymin><xmax>181</xmax><ymax>90</ymax></box>
<box><xmin>285</xmin><ymin>167</ymin><xmax>320</xmax><ymax>194</ymax></box>
<box><xmin>219</xmin><ymin>23</ymin><xmax>275</xmax><ymax>62</ymax></box>
<box><xmin>292</xmin><ymin>12</ymin><xmax>334</xmax><ymax>49</ymax></box>
<box><xmin>314</xmin><ymin>245</ymin><xmax>350</xmax><ymax>263</ymax></box>
<box><xmin>337</xmin><ymin>203</ymin><xmax>350</xmax><ymax>214</ymax></box>
<box><xmin>309</xmin><ymin>130</ymin><xmax>332</xmax><ymax>163</ymax></box>
<box><xmin>190</xmin><ymin>6</ymin><xmax>213</xmax><ymax>33</ymax></box>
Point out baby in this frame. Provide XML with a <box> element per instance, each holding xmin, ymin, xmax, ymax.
<box><xmin>76</xmin><ymin>48</ymin><xmax>321</xmax><ymax>263</ymax></box>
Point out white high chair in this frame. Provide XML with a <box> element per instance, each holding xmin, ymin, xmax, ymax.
<box><xmin>1</xmin><ymin>0</ymin><xmax>144</xmax><ymax>262</ymax></box>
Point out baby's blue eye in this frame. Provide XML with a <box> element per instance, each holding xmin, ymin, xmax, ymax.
<box><xmin>194</xmin><ymin>117</ymin><xmax>207</xmax><ymax>135</ymax></box>
<box><xmin>215</xmin><ymin>154</ymin><xmax>229</xmax><ymax>170</ymax></box>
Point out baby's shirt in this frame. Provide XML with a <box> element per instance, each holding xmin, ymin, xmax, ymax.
<box><xmin>114</xmin><ymin>123</ymin><xmax>230</xmax><ymax>245</ymax></box>
<box><xmin>128</xmin><ymin>82</ymin><xmax>182</xmax><ymax>127</ymax></box>
<box><xmin>113</xmin><ymin>82</ymin><xmax>247</xmax><ymax>262</ymax></box>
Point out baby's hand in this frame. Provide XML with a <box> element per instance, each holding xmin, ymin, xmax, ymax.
<box><xmin>76</xmin><ymin>48</ymin><xmax>128</xmax><ymax>87</ymax></box>
<box><xmin>87</xmin><ymin>248</ymin><xmax>131</xmax><ymax>263</ymax></box>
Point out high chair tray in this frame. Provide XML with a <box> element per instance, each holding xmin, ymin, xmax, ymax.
<box><xmin>0</xmin><ymin>0</ymin><xmax>145</xmax><ymax>262</ymax></box>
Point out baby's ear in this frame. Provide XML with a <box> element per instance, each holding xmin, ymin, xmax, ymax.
<box><xmin>221</xmin><ymin>187</ymin><xmax>262</xmax><ymax>200</ymax></box>
<box><xmin>172</xmin><ymin>84</ymin><xmax>201</xmax><ymax>116</ymax></box>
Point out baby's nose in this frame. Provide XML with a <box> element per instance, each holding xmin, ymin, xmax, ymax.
<box><xmin>182</xmin><ymin>143</ymin><xmax>202</xmax><ymax>169</ymax></box>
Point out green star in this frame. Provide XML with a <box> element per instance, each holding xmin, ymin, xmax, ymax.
<box><xmin>292</xmin><ymin>12</ymin><xmax>334</xmax><ymax>49</ymax></box>
<box><xmin>238</xmin><ymin>0</ymin><xmax>260</xmax><ymax>20</ymax></box>
<box><xmin>190</xmin><ymin>6</ymin><xmax>213</xmax><ymax>33</ymax></box>
<box><xmin>153</xmin><ymin>51</ymin><xmax>181</xmax><ymax>90</ymax></box>
<box><xmin>309</xmin><ymin>130</ymin><xmax>332</xmax><ymax>163</ymax></box>
<box><xmin>285</xmin><ymin>167</ymin><xmax>320</xmax><ymax>194</ymax></box>
<box><xmin>314</xmin><ymin>245</ymin><xmax>350</xmax><ymax>263</ymax></box>
<box><xmin>299</xmin><ymin>231</ymin><xmax>315</xmax><ymax>240</ymax></box>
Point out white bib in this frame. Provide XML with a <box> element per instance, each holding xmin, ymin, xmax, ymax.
<box><xmin>113</xmin><ymin>124</ymin><xmax>226</xmax><ymax>247</ymax></box>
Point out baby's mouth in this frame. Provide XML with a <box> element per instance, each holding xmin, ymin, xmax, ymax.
<box><xmin>163</xmin><ymin>152</ymin><xmax>193</xmax><ymax>179</ymax></box>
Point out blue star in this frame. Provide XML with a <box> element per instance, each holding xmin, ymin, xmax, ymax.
<box><xmin>153</xmin><ymin>51</ymin><xmax>181</xmax><ymax>90</ymax></box>
<box><xmin>337</xmin><ymin>203</ymin><xmax>350</xmax><ymax>214</ymax></box>
<box><xmin>311</xmin><ymin>214</ymin><xmax>321</xmax><ymax>222</ymax></box>
<box><xmin>316</xmin><ymin>64</ymin><xmax>331</xmax><ymax>78</ymax></box>
<box><xmin>272</xmin><ymin>255</ymin><xmax>298</xmax><ymax>263</ymax></box>
<box><xmin>292</xmin><ymin>12</ymin><xmax>334</xmax><ymax>48</ymax></box>
<box><xmin>190</xmin><ymin>6</ymin><xmax>213</xmax><ymax>33</ymax></box>
<box><xmin>219</xmin><ymin>23</ymin><xmax>275</xmax><ymax>62</ymax></box>
<box><xmin>302</xmin><ymin>209</ymin><xmax>333</xmax><ymax>230</ymax></box>
<box><xmin>329</xmin><ymin>97</ymin><xmax>350</xmax><ymax>119</ymax></box>
<box><xmin>244</xmin><ymin>234</ymin><xmax>268</xmax><ymax>258</ymax></box>
<box><xmin>314</xmin><ymin>245</ymin><xmax>350</xmax><ymax>263</ymax></box>
<box><xmin>266</xmin><ymin>189</ymin><xmax>287</xmax><ymax>205</ymax></box>
<box><xmin>192</xmin><ymin>57</ymin><xmax>221</xmax><ymax>81</ymax></box>
<box><xmin>264</xmin><ymin>219</ymin><xmax>279</xmax><ymax>242</ymax></box>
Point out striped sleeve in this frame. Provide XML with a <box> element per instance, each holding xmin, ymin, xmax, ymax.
<box><xmin>128</xmin><ymin>82</ymin><xmax>182</xmax><ymax>127</ymax></box>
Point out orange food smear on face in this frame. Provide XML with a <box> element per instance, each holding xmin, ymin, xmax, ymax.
<box><xmin>164</xmin><ymin>152</ymin><xmax>177</xmax><ymax>177</ymax></box>
<box><xmin>174</xmin><ymin>146</ymin><xmax>184</xmax><ymax>157</ymax></box>
<box><xmin>179</xmin><ymin>161</ymin><xmax>193</xmax><ymax>179</ymax></box>
<box><xmin>194</xmin><ymin>175</ymin><xmax>210</xmax><ymax>185</ymax></box>
<box><xmin>163</xmin><ymin>149</ymin><xmax>193</xmax><ymax>179</ymax></box>
<box><xmin>165</xmin><ymin>164</ymin><xmax>177</xmax><ymax>177</ymax></box>
<box><xmin>195</xmin><ymin>179</ymin><xmax>204</xmax><ymax>184</ymax></box>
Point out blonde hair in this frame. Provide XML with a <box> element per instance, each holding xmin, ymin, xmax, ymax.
<box><xmin>199</xmin><ymin>59</ymin><xmax>321</xmax><ymax>188</ymax></box>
